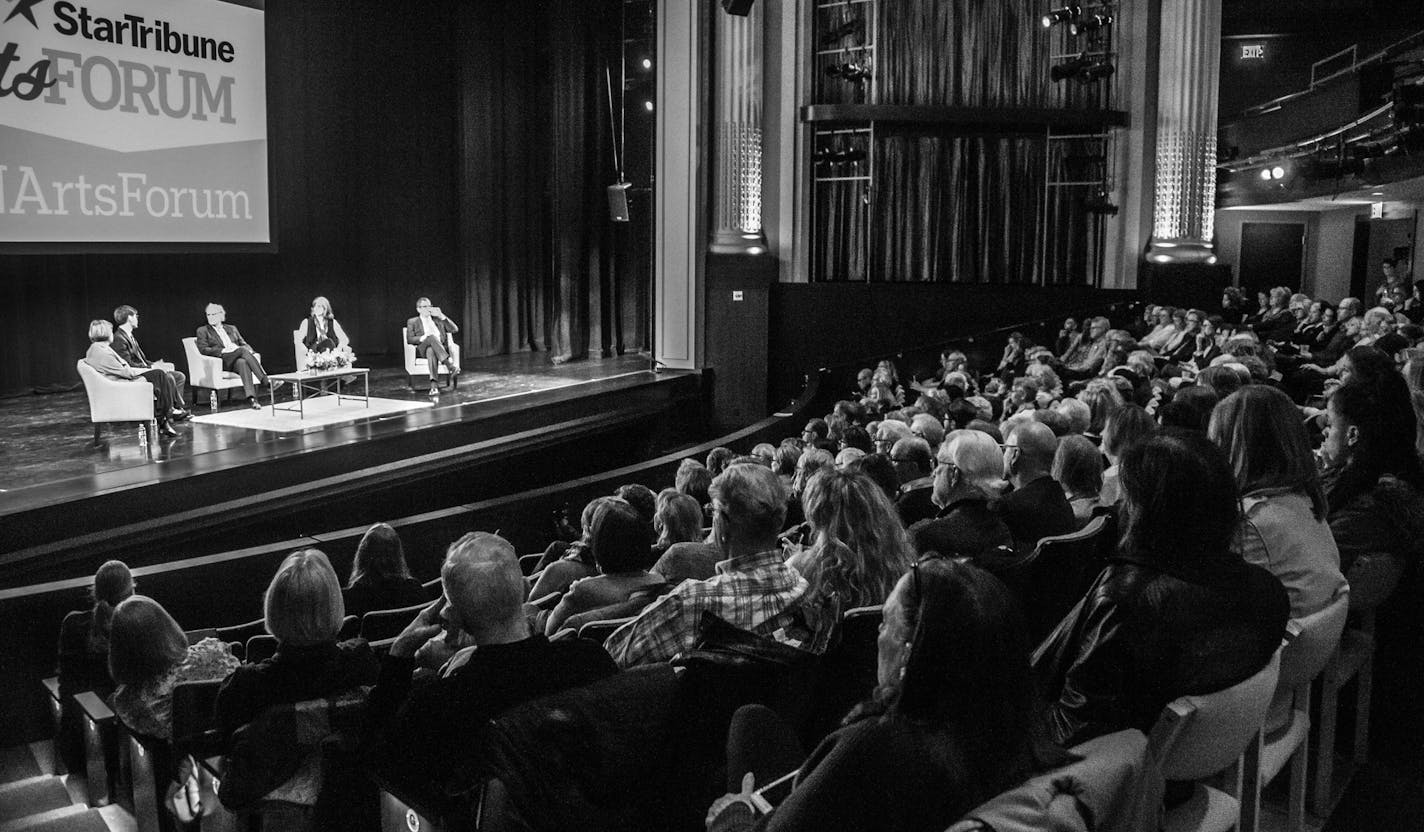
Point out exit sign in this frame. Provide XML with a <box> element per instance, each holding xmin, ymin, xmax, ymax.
<box><xmin>1241</xmin><ymin>43</ymin><xmax>1266</xmax><ymax>59</ymax></box>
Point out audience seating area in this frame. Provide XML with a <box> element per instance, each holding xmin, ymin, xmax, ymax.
<box><xmin>6</xmin><ymin>292</ymin><xmax>1421</xmax><ymax>832</ymax></box>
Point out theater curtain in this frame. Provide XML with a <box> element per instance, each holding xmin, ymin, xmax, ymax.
<box><xmin>456</xmin><ymin>0</ymin><xmax>647</xmax><ymax>361</ymax></box>
<box><xmin>813</xmin><ymin>0</ymin><xmax>1104</xmax><ymax>284</ymax></box>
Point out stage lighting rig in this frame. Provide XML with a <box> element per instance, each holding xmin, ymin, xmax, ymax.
<box><xmin>1042</xmin><ymin>4</ymin><xmax>1081</xmax><ymax>28</ymax></box>
<box><xmin>824</xmin><ymin>60</ymin><xmax>872</xmax><ymax>83</ymax></box>
<box><xmin>1071</xmin><ymin>12</ymin><xmax>1112</xmax><ymax>36</ymax></box>
<box><xmin>1085</xmin><ymin>190</ymin><xmax>1119</xmax><ymax>216</ymax></box>
<box><xmin>1051</xmin><ymin>54</ymin><xmax>1113</xmax><ymax>84</ymax></box>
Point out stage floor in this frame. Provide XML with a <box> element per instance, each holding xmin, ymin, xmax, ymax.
<box><xmin>0</xmin><ymin>352</ymin><xmax>652</xmax><ymax>513</ymax></box>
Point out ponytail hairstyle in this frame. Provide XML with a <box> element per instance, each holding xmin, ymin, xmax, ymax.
<box><xmin>89</xmin><ymin>560</ymin><xmax>135</xmax><ymax>653</ymax></box>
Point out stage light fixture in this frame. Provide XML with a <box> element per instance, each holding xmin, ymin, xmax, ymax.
<box><xmin>1271</xmin><ymin>165</ymin><xmax>1285</xmax><ymax>179</ymax></box>
<box><xmin>720</xmin><ymin>0</ymin><xmax>754</xmax><ymax>16</ymax></box>
<box><xmin>643</xmin><ymin>100</ymin><xmax>654</xmax><ymax>112</ymax></box>
<box><xmin>1085</xmin><ymin>191</ymin><xmax>1119</xmax><ymax>216</ymax></box>
<box><xmin>1259</xmin><ymin>168</ymin><xmax>1273</xmax><ymax>181</ymax></box>
<box><xmin>1078</xmin><ymin>60</ymin><xmax>1115</xmax><ymax>82</ymax></box>
<box><xmin>640</xmin><ymin>58</ymin><xmax>652</xmax><ymax>70</ymax></box>
<box><xmin>1042</xmin><ymin>4</ymin><xmax>1081</xmax><ymax>28</ymax></box>
<box><xmin>1070</xmin><ymin>13</ymin><xmax>1112</xmax><ymax>36</ymax></box>
<box><xmin>1050</xmin><ymin>54</ymin><xmax>1092</xmax><ymax>82</ymax></box>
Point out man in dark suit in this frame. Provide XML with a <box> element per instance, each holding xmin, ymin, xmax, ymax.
<box><xmin>406</xmin><ymin>297</ymin><xmax>461</xmax><ymax>396</ymax></box>
<box><xmin>994</xmin><ymin>421</ymin><xmax>1076</xmax><ymax>553</ymax></box>
<box><xmin>889</xmin><ymin>437</ymin><xmax>937</xmax><ymax>527</ymax></box>
<box><xmin>112</xmin><ymin>305</ymin><xmax>188</xmax><ymax>418</ymax></box>
<box><xmin>196</xmin><ymin>302</ymin><xmax>281</xmax><ymax>410</ymax></box>
<box><xmin>84</xmin><ymin>320</ymin><xmax>181</xmax><ymax>437</ymax></box>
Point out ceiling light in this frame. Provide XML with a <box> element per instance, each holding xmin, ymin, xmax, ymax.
<box><xmin>1271</xmin><ymin>166</ymin><xmax>1285</xmax><ymax>179</ymax></box>
<box><xmin>1260</xmin><ymin>169</ymin><xmax>1273</xmax><ymax>181</ymax></box>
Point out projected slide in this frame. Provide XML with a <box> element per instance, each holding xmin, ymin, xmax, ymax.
<box><xmin>0</xmin><ymin>0</ymin><xmax>268</xmax><ymax>244</ymax></box>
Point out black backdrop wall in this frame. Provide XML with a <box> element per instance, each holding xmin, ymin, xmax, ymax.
<box><xmin>0</xmin><ymin>0</ymin><xmax>649</xmax><ymax>396</ymax></box>
<box><xmin>0</xmin><ymin>1</ymin><xmax>462</xmax><ymax>395</ymax></box>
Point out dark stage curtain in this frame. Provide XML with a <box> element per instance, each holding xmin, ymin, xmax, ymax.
<box><xmin>456</xmin><ymin>0</ymin><xmax>647</xmax><ymax>362</ymax></box>
<box><xmin>813</xmin><ymin>0</ymin><xmax>1106</xmax><ymax>284</ymax></box>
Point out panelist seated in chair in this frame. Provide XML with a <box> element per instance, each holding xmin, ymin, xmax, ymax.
<box><xmin>112</xmin><ymin>304</ymin><xmax>189</xmax><ymax>418</ymax></box>
<box><xmin>197</xmin><ymin>302</ymin><xmax>283</xmax><ymax>410</ymax></box>
<box><xmin>406</xmin><ymin>296</ymin><xmax>460</xmax><ymax>396</ymax></box>
<box><xmin>295</xmin><ymin>295</ymin><xmax>351</xmax><ymax>355</ymax></box>
<box><xmin>85</xmin><ymin>319</ymin><xmax>183</xmax><ymax>437</ymax></box>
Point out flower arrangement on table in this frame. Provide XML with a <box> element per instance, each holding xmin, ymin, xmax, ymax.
<box><xmin>305</xmin><ymin>345</ymin><xmax>355</xmax><ymax>372</ymax></box>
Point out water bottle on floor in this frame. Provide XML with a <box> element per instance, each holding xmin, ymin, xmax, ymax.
<box><xmin>138</xmin><ymin>424</ymin><xmax>148</xmax><ymax>448</ymax></box>
<box><xmin>210</xmin><ymin>391</ymin><xmax>218</xmax><ymax>411</ymax></box>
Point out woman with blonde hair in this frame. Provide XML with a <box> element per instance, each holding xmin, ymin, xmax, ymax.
<box><xmin>791</xmin><ymin>468</ymin><xmax>914</xmax><ymax>617</ymax></box>
<box><xmin>653</xmin><ymin>489</ymin><xmax>704</xmax><ymax>557</ymax></box>
<box><xmin>216</xmin><ymin>549</ymin><xmax>378</xmax><ymax>738</ymax></box>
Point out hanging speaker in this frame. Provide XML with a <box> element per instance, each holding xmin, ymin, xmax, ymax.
<box><xmin>607</xmin><ymin>182</ymin><xmax>631</xmax><ymax>222</ymax></box>
<box><xmin>721</xmin><ymin>0</ymin><xmax>754</xmax><ymax>16</ymax></box>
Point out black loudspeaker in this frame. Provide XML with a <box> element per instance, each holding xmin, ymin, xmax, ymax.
<box><xmin>607</xmin><ymin>183</ymin><xmax>630</xmax><ymax>222</ymax></box>
<box><xmin>721</xmin><ymin>0</ymin><xmax>754</xmax><ymax>16</ymax></box>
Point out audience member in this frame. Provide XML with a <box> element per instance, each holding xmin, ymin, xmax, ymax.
<box><xmin>1052</xmin><ymin>435</ymin><xmax>1104</xmax><ymax>523</ymax></box>
<box><xmin>1321</xmin><ymin>380</ymin><xmax>1424</xmax><ymax>572</ymax></box>
<box><xmin>614</xmin><ymin>483</ymin><xmax>658</xmax><ymax>532</ymax></box>
<box><xmin>853</xmin><ymin>452</ymin><xmax>902</xmax><ymax>503</ymax></box>
<box><xmin>109</xmin><ymin>596</ymin><xmax>240</xmax><ymax>739</ymax></box>
<box><xmin>909</xmin><ymin>430</ymin><xmax>1012</xmax><ymax>560</ymax></box>
<box><xmin>707</xmin><ymin>447</ymin><xmax>737</xmax><ymax>478</ymax></box>
<box><xmin>707</xmin><ymin>560</ymin><xmax>1068</xmax><ymax>832</ymax></box>
<box><xmin>528</xmin><ymin>497</ymin><xmax>619</xmax><ymax>600</ymax></box>
<box><xmin>653</xmin><ymin>489</ymin><xmax>704</xmax><ymax>557</ymax></box>
<box><xmin>216</xmin><ymin>550</ymin><xmax>379</xmax><ymax>738</ymax></box>
<box><xmin>1033</xmin><ymin>432</ymin><xmax>1289</xmax><ymax>746</ymax></box>
<box><xmin>544</xmin><ymin>501</ymin><xmax>664</xmax><ymax>635</ymax></box>
<box><xmin>1209</xmin><ymin>387</ymin><xmax>1345</xmax><ymax>618</ymax></box>
<box><xmin>676</xmin><ymin>459</ymin><xmax>714</xmax><ymax>508</ymax></box>
<box><xmin>56</xmin><ymin>560</ymin><xmax>134</xmax><ymax>771</ymax></box>
<box><xmin>368</xmin><ymin>532</ymin><xmax>617</xmax><ymax>787</ymax></box>
<box><xmin>343</xmin><ymin>523</ymin><xmax>425</xmax><ymax>619</ymax></box>
<box><xmin>889</xmin><ymin>437</ymin><xmax>936</xmax><ymax>526</ymax></box>
<box><xmin>994</xmin><ymin>422</ymin><xmax>1075</xmax><ymax>552</ymax></box>
<box><xmin>1099</xmin><ymin>404</ymin><xmax>1156</xmax><ymax>505</ymax></box>
<box><xmin>604</xmin><ymin>465</ymin><xmax>809</xmax><ymax>667</ymax></box>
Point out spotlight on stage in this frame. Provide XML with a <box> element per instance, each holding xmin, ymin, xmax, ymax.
<box><xmin>1051</xmin><ymin>54</ymin><xmax>1112</xmax><ymax>83</ymax></box>
<box><xmin>1042</xmin><ymin>4</ymin><xmax>1081</xmax><ymax>28</ymax></box>
<box><xmin>1050</xmin><ymin>55</ymin><xmax>1092</xmax><ymax>82</ymax></box>
<box><xmin>721</xmin><ymin>0</ymin><xmax>755</xmax><ymax>16</ymax></box>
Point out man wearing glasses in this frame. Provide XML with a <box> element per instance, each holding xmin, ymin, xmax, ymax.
<box><xmin>908</xmin><ymin>433</ymin><xmax>1011</xmax><ymax>560</ymax></box>
<box><xmin>196</xmin><ymin>303</ymin><xmax>282</xmax><ymax>409</ymax></box>
<box><xmin>890</xmin><ymin>437</ymin><xmax>936</xmax><ymax>526</ymax></box>
<box><xmin>994</xmin><ymin>422</ymin><xmax>1076</xmax><ymax>553</ymax></box>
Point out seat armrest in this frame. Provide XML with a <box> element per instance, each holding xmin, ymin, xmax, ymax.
<box><xmin>42</xmin><ymin>676</ymin><xmax>61</xmax><ymax>703</ymax></box>
<box><xmin>74</xmin><ymin>691</ymin><xmax>115</xmax><ymax>724</ymax></box>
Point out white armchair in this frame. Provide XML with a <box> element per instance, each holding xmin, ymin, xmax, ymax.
<box><xmin>77</xmin><ymin>359</ymin><xmax>154</xmax><ymax>445</ymax></box>
<box><xmin>402</xmin><ymin>327</ymin><xmax>461</xmax><ymax>390</ymax></box>
<box><xmin>183</xmin><ymin>337</ymin><xmax>260</xmax><ymax>410</ymax></box>
<box><xmin>293</xmin><ymin>330</ymin><xmax>307</xmax><ymax>372</ymax></box>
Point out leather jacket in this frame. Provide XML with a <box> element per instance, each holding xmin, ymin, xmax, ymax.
<box><xmin>1032</xmin><ymin>553</ymin><xmax>1288</xmax><ymax>747</ymax></box>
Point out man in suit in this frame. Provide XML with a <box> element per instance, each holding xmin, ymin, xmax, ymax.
<box><xmin>112</xmin><ymin>305</ymin><xmax>188</xmax><ymax>419</ymax></box>
<box><xmin>84</xmin><ymin>320</ymin><xmax>180</xmax><ymax>437</ymax></box>
<box><xmin>994</xmin><ymin>421</ymin><xmax>1076</xmax><ymax>553</ymax></box>
<box><xmin>406</xmin><ymin>297</ymin><xmax>461</xmax><ymax>396</ymax></box>
<box><xmin>196</xmin><ymin>303</ymin><xmax>281</xmax><ymax>410</ymax></box>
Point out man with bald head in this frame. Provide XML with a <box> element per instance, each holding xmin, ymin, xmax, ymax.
<box><xmin>368</xmin><ymin>532</ymin><xmax>617</xmax><ymax>783</ymax></box>
<box><xmin>994</xmin><ymin>421</ymin><xmax>1077</xmax><ymax>552</ymax></box>
<box><xmin>604</xmin><ymin>464</ymin><xmax>809</xmax><ymax>667</ymax></box>
<box><xmin>890</xmin><ymin>436</ymin><xmax>937</xmax><ymax>526</ymax></box>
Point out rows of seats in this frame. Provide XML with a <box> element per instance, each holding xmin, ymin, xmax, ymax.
<box><xmin>15</xmin><ymin>297</ymin><xmax>1420</xmax><ymax>831</ymax></box>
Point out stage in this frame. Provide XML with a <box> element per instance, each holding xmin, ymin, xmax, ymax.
<box><xmin>0</xmin><ymin>352</ymin><xmax>703</xmax><ymax>585</ymax></box>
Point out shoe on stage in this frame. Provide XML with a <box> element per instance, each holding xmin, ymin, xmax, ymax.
<box><xmin>248</xmin><ymin>396</ymin><xmax>262</xmax><ymax>410</ymax></box>
<box><xmin>170</xmin><ymin>409</ymin><xmax>190</xmax><ymax>422</ymax></box>
<box><xmin>158</xmin><ymin>421</ymin><xmax>179</xmax><ymax>438</ymax></box>
<box><xmin>269</xmin><ymin>380</ymin><xmax>286</xmax><ymax>393</ymax></box>
<box><xmin>428</xmin><ymin>383</ymin><xmax>440</xmax><ymax>397</ymax></box>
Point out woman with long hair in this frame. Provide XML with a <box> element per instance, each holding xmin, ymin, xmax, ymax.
<box><xmin>1098</xmin><ymin>404</ymin><xmax>1156</xmax><ymax>505</ymax></box>
<box><xmin>1034</xmin><ymin>432</ymin><xmax>1288</xmax><ymax>746</ymax></box>
<box><xmin>109</xmin><ymin>596</ymin><xmax>241</xmax><ymax>739</ymax></box>
<box><xmin>1209</xmin><ymin>386</ymin><xmax>1345</xmax><ymax>617</ymax></box>
<box><xmin>653</xmin><ymin>488</ymin><xmax>704</xmax><ymax>557</ymax></box>
<box><xmin>343</xmin><ymin>523</ymin><xmax>425</xmax><ymax>618</ymax></box>
<box><xmin>707</xmin><ymin>560</ymin><xmax>1069</xmax><ymax>832</ymax></box>
<box><xmin>791</xmin><ymin>469</ymin><xmax>914</xmax><ymax>615</ymax></box>
<box><xmin>1320</xmin><ymin>378</ymin><xmax>1424</xmax><ymax>572</ymax></box>
<box><xmin>295</xmin><ymin>295</ymin><xmax>351</xmax><ymax>355</ymax></box>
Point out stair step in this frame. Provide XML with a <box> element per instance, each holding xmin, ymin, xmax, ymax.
<box><xmin>0</xmin><ymin>747</ymin><xmax>40</xmax><ymax>784</ymax></box>
<box><xmin>0</xmin><ymin>807</ymin><xmax>108</xmax><ymax>832</ymax></box>
<box><xmin>0</xmin><ymin>805</ymin><xmax>86</xmax><ymax>832</ymax></box>
<box><xmin>0</xmin><ymin>777</ymin><xmax>73</xmax><ymax>823</ymax></box>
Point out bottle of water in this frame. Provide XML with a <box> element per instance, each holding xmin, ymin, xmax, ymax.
<box><xmin>209</xmin><ymin>390</ymin><xmax>218</xmax><ymax>411</ymax></box>
<box><xmin>138</xmin><ymin>424</ymin><xmax>148</xmax><ymax>448</ymax></box>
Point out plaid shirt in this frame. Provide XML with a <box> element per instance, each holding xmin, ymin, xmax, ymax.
<box><xmin>603</xmin><ymin>548</ymin><xmax>809</xmax><ymax>668</ymax></box>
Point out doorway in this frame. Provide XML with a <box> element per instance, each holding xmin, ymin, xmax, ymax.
<box><xmin>1239</xmin><ymin>222</ymin><xmax>1305</xmax><ymax>294</ymax></box>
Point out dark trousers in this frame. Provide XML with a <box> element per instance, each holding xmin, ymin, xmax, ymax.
<box><xmin>725</xmin><ymin>704</ymin><xmax>806</xmax><ymax>792</ymax></box>
<box><xmin>220</xmin><ymin>348</ymin><xmax>268</xmax><ymax>397</ymax></box>
<box><xmin>417</xmin><ymin>336</ymin><xmax>452</xmax><ymax>382</ymax></box>
<box><xmin>139</xmin><ymin>369</ymin><xmax>178</xmax><ymax>421</ymax></box>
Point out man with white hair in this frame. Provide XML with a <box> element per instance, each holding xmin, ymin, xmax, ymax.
<box><xmin>368</xmin><ymin>532</ymin><xmax>617</xmax><ymax>782</ymax></box>
<box><xmin>1064</xmin><ymin>317</ymin><xmax>1112</xmax><ymax>380</ymax></box>
<box><xmin>908</xmin><ymin>431</ymin><xmax>1012</xmax><ymax>559</ymax></box>
<box><xmin>604</xmin><ymin>465</ymin><xmax>809</xmax><ymax>667</ymax></box>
